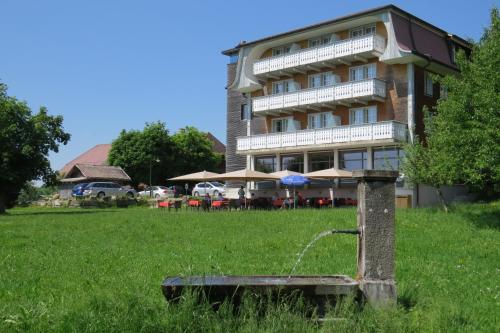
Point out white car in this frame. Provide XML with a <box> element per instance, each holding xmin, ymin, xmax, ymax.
<box><xmin>192</xmin><ymin>182</ymin><xmax>225</xmax><ymax>197</ymax></box>
<box><xmin>138</xmin><ymin>186</ymin><xmax>174</xmax><ymax>199</ymax></box>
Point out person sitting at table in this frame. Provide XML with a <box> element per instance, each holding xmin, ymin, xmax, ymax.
<box><xmin>216</xmin><ymin>191</ymin><xmax>224</xmax><ymax>201</ymax></box>
<box><xmin>202</xmin><ymin>193</ymin><xmax>211</xmax><ymax>211</ymax></box>
<box><xmin>271</xmin><ymin>192</ymin><xmax>279</xmax><ymax>201</ymax></box>
<box><xmin>295</xmin><ymin>191</ymin><xmax>304</xmax><ymax>207</ymax></box>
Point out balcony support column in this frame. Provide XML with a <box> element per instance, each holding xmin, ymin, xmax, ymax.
<box><xmin>333</xmin><ymin>149</ymin><xmax>340</xmax><ymax>188</ymax></box>
<box><xmin>275</xmin><ymin>153</ymin><xmax>281</xmax><ymax>190</ymax></box>
<box><xmin>367</xmin><ymin>147</ymin><xmax>374</xmax><ymax>170</ymax></box>
<box><xmin>303</xmin><ymin>152</ymin><xmax>309</xmax><ymax>174</ymax></box>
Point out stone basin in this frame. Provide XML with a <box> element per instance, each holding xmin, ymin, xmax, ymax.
<box><xmin>162</xmin><ymin>275</ymin><xmax>360</xmax><ymax>312</ymax></box>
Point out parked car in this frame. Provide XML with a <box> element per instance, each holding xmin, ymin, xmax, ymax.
<box><xmin>137</xmin><ymin>186</ymin><xmax>174</xmax><ymax>199</ymax></box>
<box><xmin>82</xmin><ymin>182</ymin><xmax>136</xmax><ymax>199</ymax></box>
<box><xmin>72</xmin><ymin>183</ymin><xmax>89</xmax><ymax>197</ymax></box>
<box><xmin>192</xmin><ymin>182</ymin><xmax>225</xmax><ymax>197</ymax></box>
<box><xmin>166</xmin><ymin>185</ymin><xmax>191</xmax><ymax>197</ymax></box>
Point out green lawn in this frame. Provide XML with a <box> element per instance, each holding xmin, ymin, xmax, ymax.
<box><xmin>0</xmin><ymin>203</ymin><xmax>499</xmax><ymax>332</ymax></box>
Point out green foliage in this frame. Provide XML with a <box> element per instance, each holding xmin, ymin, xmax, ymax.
<box><xmin>171</xmin><ymin>126</ymin><xmax>223</xmax><ymax>176</ymax></box>
<box><xmin>108</xmin><ymin>122</ymin><xmax>175</xmax><ymax>186</ymax></box>
<box><xmin>403</xmin><ymin>8</ymin><xmax>500</xmax><ymax>197</ymax></box>
<box><xmin>0</xmin><ymin>83</ymin><xmax>70</xmax><ymax>213</ymax></box>
<box><xmin>0</xmin><ymin>203</ymin><xmax>499</xmax><ymax>332</ymax></box>
<box><xmin>108</xmin><ymin>123</ymin><xmax>223</xmax><ymax>185</ymax></box>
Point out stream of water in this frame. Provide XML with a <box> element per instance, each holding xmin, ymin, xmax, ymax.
<box><xmin>289</xmin><ymin>230</ymin><xmax>335</xmax><ymax>277</ymax></box>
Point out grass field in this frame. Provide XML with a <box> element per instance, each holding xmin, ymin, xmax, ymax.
<box><xmin>0</xmin><ymin>203</ymin><xmax>499</xmax><ymax>332</ymax></box>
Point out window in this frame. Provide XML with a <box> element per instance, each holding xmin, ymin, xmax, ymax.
<box><xmin>350</xmin><ymin>24</ymin><xmax>376</xmax><ymax>38</ymax></box>
<box><xmin>272</xmin><ymin>44</ymin><xmax>292</xmax><ymax>56</ymax></box>
<box><xmin>309</xmin><ymin>151</ymin><xmax>335</xmax><ymax>171</ymax></box>
<box><xmin>272</xmin><ymin>117</ymin><xmax>291</xmax><ymax>133</ymax></box>
<box><xmin>241</xmin><ymin>104</ymin><xmax>251</xmax><ymax>120</ymax></box>
<box><xmin>281</xmin><ymin>154</ymin><xmax>304</xmax><ymax>173</ymax></box>
<box><xmin>272</xmin><ymin>80</ymin><xmax>299</xmax><ymax>94</ymax></box>
<box><xmin>424</xmin><ymin>71</ymin><xmax>433</xmax><ymax>96</ymax></box>
<box><xmin>373</xmin><ymin>147</ymin><xmax>405</xmax><ymax>170</ymax></box>
<box><xmin>309</xmin><ymin>72</ymin><xmax>336</xmax><ymax>88</ymax></box>
<box><xmin>308</xmin><ymin>35</ymin><xmax>332</xmax><ymax>47</ymax></box>
<box><xmin>349</xmin><ymin>106</ymin><xmax>377</xmax><ymax>125</ymax></box>
<box><xmin>308</xmin><ymin>112</ymin><xmax>339</xmax><ymax>129</ymax></box>
<box><xmin>255</xmin><ymin>156</ymin><xmax>276</xmax><ymax>173</ymax></box>
<box><xmin>339</xmin><ymin>149</ymin><xmax>368</xmax><ymax>171</ymax></box>
<box><xmin>349</xmin><ymin>63</ymin><xmax>376</xmax><ymax>81</ymax></box>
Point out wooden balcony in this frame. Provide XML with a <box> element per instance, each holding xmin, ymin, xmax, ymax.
<box><xmin>252</xmin><ymin>78</ymin><xmax>386</xmax><ymax>115</ymax></box>
<box><xmin>236</xmin><ymin>121</ymin><xmax>407</xmax><ymax>153</ymax></box>
<box><xmin>253</xmin><ymin>34</ymin><xmax>385</xmax><ymax>77</ymax></box>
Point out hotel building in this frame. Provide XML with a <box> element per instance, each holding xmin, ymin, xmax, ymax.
<box><xmin>223</xmin><ymin>5</ymin><xmax>471</xmax><ymax>206</ymax></box>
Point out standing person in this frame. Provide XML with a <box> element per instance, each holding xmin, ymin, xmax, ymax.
<box><xmin>238</xmin><ymin>185</ymin><xmax>245</xmax><ymax>209</ymax></box>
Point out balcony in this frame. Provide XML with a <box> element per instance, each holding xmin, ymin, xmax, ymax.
<box><xmin>253</xmin><ymin>78</ymin><xmax>386</xmax><ymax>115</ymax></box>
<box><xmin>253</xmin><ymin>34</ymin><xmax>385</xmax><ymax>77</ymax></box>
<box><xmin>236</xmin><ymin>121</ymin><xmax>407</xmax><ymax>153</ymax></box>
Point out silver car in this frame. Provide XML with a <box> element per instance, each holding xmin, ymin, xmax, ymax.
<box><xmin>82</xmin><ymin>182</ymin><xmax>136</xmax><ymax>199</ymax></box>
<box><xmin>137</xmin><ymin>186</ymin><xmax>174</xmax><ymax>199</ymax></box>
<box><xmin>192</xmin><ymin>182</ymin><xmax>225</xmax><ymax>197</ymax></box>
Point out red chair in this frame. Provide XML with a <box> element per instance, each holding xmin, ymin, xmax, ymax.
<box><xmin>272</xmin><ymin>199</ymin><xmax>284</xmax><ymax>209</ymax></box>
<box><xmin>211</xmin><ymin>200</ymin><xmax>224</xmax><ymax>210</ymax></box>
<box><xmin>188</xmin><ymin>200</ymin><xmax>201</xmax><ymax>210</ymax></box>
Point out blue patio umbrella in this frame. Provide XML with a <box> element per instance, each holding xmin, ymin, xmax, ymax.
<box><xmin>280</xmin><ymin>175</ymin><xmax>310</xmax><ymax>209</ymax></box>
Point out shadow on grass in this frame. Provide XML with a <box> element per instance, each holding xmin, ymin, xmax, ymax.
<box><xmin>457</xmin><ymin>205</ymin><xmax>500</xmax><ymax>230</ymax></box>
<box><xmin>6</xmin><ymin>209</ymin><xmax>120</xmax><ymax>217</ymax></box>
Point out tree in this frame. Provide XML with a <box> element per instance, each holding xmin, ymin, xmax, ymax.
<box><xmin>0</xmin><ymin>83</ymin><xmax>70</xmax><ymax>213</ymax></box>
<box><xmin>108</xmin><ymin>122</ymin><xmax>175</xmax><ymax>186</ymax></box>
<box><xmin>171</xmin><ymin>127</ymin><xmax>223</xmax><ymax>177</ymax></box>
<box><xmin>402</xmin><ymin>8</ymin><xmax>500</xmax><ymax>210</ymax></box>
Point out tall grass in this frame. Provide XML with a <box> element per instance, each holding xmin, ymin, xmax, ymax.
<box><xmin>0</xmin><ymin>202</ymin><xmax>498</xmax><ymax>332</ymax></box>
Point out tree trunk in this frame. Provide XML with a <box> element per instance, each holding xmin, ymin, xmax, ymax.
<box><xmin>0</xmin><ymin>193</ymin><xmax>6</xmax><ymax>214</ymax></box>
<box><xmin>436</xmin><ymin>187</ymin><xmax>449</xmax><ymax>213</ymax></box>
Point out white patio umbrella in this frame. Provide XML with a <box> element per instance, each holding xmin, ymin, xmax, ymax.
<box><xmin>206</xmin><ymin>169</ymin><xmax>280</xmax><ymax>207</ymax></box>
<box><xmin>168</xmin><ymin>170</ymin><xmax>220</xmax><ymax>197</ymax></box>
<box><xmin>304</xmin><ymin>168</ymin><xmax>353</xmax><ymax>207</ymax></box>
<box><xmin>168</xmin><ymin>170</ymin><xmax>220</xmax><ymax>181</ymax></box>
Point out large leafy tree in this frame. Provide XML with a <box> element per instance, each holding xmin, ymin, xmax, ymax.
<box><xmin>171</xmin><ymin>126</ymin><xmax>223</xmax><ymax>177</ymax></box>
<box><xmin>108</xmin><ymin>122</ymin><xmax>175</xmax><ymax>186</ymax></box>
<box><xmin>402</xmin><ymin>8</ymin><xmax>500</xmax><ymax>210</ymax></box>
<box><xmin>0</xmin><ymin>83</ymin><xmax>70</xmax><ymax>213</ymax></box>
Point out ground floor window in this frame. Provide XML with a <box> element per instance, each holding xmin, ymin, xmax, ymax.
<box><xmin>373</xmin><ymin>147</ymin><xmax>405</xmax><ymax>170</ymax></box>
<box><xmin>339</xmin><ymin>149</ymin><xmax>368</xmax><ymax>171</ymax></box>
<box><xmin>255</xmin><ymin>155</ymin><xmax>276</xmax><ymax>173</ymax></box>
<box><xmin>281</xmin><ymin>154</ymin><xmax>304</xmax><ymax>173</ymax></box>
<box><xmin>309</xmin><ymin>151</ymin><xmax>335</xmax><ymax>171</ymax></box>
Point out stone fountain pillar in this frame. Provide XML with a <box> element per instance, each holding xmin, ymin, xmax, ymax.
<box><xmin>353</xmin><ymin>170</ymin><xmax>399</xmax><ymax>306</ymax></box>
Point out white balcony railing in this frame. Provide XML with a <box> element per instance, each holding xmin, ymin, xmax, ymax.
<box><xmin>252</xmin><ymin>78</ymin><xmax>386</xmax><ymax>113</ymax></box>
<box><xmin>253</xmin><ymin>34</ymin><xmax>385</xmax><ymax>75</ymax></box>
<box><xmin>236</xmin><ymin>121</ymin><xmax>407</xmax><ymax>152</ymax></box>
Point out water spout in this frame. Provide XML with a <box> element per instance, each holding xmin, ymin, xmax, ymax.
<box><xmin>289</xmin><ymin>229</ymin><xmax>359</xmax><ymax>277</ymax></box>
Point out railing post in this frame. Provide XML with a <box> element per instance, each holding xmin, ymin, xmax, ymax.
<box><xmin>353</xmin><ymin>170</ymin><xmax>399</xmax><ymax>307</ymax></box>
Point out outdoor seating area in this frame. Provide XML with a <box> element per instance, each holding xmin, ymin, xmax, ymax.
<box><xmin>155</xmin><ymin>167</ymin><xmax>360</xmax><ymax>212</ymax></box>
<box><xmin>154</xmin><ymin>195</ymin><xmax>358</xmax><ymax>212</ymax></box>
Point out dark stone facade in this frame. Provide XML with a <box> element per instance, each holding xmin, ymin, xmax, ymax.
<box><xmin>225</xmin><ymin>63</ymin><xmax>266</xmax><ymax>176</ymax></box>
<box><xmin>226</xmin><ymin>63</ymin><xmax>247</xmax><ymax>173</ymax></box>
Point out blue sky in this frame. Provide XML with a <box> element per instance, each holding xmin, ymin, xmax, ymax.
<box><xmin>1</xmin><ymin>0</ymin><xmax>497</xmax><ymax>171</ymax></box>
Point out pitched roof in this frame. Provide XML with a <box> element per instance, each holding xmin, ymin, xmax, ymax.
<box><xmin>60</xmin><ymin>164</ymin><xmax>131</xmax><ymax>183</ymax></box>
<box><xmin>60</xmin><ymin>144</ymin><xmax>111</xmax><ymax>175</ymax></box>
<box><xmin>206</xmin><ymin>132</ymin><xmax>226</xmax><ymax>154</ymax></box>
<box><xmin>222</xmin><ymin>4</ymin><xmax>470</xmax><ymax>55</ymax></box>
